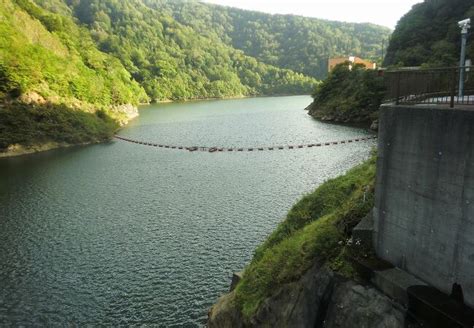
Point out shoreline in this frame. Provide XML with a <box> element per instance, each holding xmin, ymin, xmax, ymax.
<box><xmin>1</xmin><ymin>94</ymin><xmax>312</xmax><ymax>159</ymax></box>
<box><xmin>0</xmin><ymin>141</ymin><xmax>89</xmax><ymax>159</ymax></box>
<box><xmin>152</xmin><ymin>93</ymin><xmax>311</xmax><ymax>105</ymax></box>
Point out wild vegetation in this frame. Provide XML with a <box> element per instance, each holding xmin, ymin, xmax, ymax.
<box><xmin>156</xmin><ymin>0</ymin><xmax>391</xmax><ymax>79</ymax></box>
<box><xmin>307</xmin><ymin>62</ymin><xmax>386</xmax><ymax>125</ymax></box>
<box><xmin>47</xmin><ymin>0</ymin><xmax>317</xmax><ymax>101</ymax></box>
<box><xmin>308</xmin><ymin>0</ymin><xmax>474</xmax><ymax>126</ymax></box>
<box><xmin>0</xmin><ymin>103</ymin><xmax>118</xmax><ymax>150</ymax></box>
<box><xmin>0</xmin><ymin>0</ymin><xmax>147</xmax><ymax>108</ymax></box>
<box><xmin>384</xmin><ymin>0</ymin><xmax>474</xmax><ymax>67</ymax></box>
<box><xmin>234</xmin><ymin>155</ymin><xmax>376</xmax><ymax>318</ymax></box>
<box><xmin>0</xmin><ymin>0</ymin><xmax>146</xmax><ymax>151</ymax></box>
<box><xmin>0</xmin><ymin>0</ymin><xmax>390</xmax><ymax>151</ymax></box>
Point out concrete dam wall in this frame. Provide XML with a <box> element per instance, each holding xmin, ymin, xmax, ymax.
<box><xmin>374</xmin><ymin>104</ymin><xmax>474</xmax><ymax>308</ymax></box>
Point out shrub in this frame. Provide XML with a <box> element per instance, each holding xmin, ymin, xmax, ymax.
<box><xmin>0</xmin><ymin>103</ymin><xmax>119</xmax><ymax>150</ymax></box>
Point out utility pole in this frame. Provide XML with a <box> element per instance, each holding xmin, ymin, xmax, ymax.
<box><xmin>381</xmin><ymin>39</ymin><xmax>385</xmax><ymax>65</ymax></box>
<box><xmin>458</xmin><ymin>18</ymin><xmax>471</xmax><ymax>98</ymax></box>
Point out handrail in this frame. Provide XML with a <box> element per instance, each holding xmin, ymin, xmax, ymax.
<box><xmin>383</xmin><ymin>66</ymin><xmax>474</xmax><ymax>108</ymax></box>
<box><xmin>384</xmin><ymin>66</ymin><xmax>472</xmax><ymax>72</ymax></box>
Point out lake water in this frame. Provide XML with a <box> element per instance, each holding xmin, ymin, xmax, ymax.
<box><xmin>0</xmin><ymin>96</ymin><xmax>375</xmax><ymax>327</ymax></box>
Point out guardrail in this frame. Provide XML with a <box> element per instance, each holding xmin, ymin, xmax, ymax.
<box><xmin>383</xmin><ymin>66</ymin><xmax>474</xmax><ymax>108</ymax></box>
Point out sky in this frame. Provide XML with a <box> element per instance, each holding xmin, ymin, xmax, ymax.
<box><xmin>202</xmin><ymin>0</ymin><xmax>424</xmax><ymax>29</ymax></box>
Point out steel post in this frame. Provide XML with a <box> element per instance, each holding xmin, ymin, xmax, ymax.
<box><xmin>459</xmin><ymin>32</ymin><xmax>468</xmax><ymax>98</ymax></box>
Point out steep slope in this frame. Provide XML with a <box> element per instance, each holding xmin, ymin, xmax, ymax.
<box><xmin>1</xmin><ymin>0</ymin><xmax>388</xmax><ymax>154</ymax></box>
<box><xmin>0</xmin><ymin>0</ymin><xmax>147</xmax><ymax>154</ymax></box>
<box><xmin>0</xmin><ymin>0</ymin><xmax>147</xmax><ymax>108</ymax></box>
<box><xmin>207</xmin><ymin>157</ymin><xmax>386</xmax><ymax>326</ymax></box>
<box><xmin>39</xmin><ymin>0</ymin><xmax>317</xmax><ymax>101</ymax></box>
<box><xmin>384</xmin><ymin>0</ymin><xmax>474</xmax><ymax>67</ymax></box>
<box><xmin>151</xmin><ymin>0</ymin><xmax>391</xmax><ymax>79</ymax></box>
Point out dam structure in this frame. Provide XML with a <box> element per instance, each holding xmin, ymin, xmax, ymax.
<box><xmin>373</xmin><ymin>102</ymin><xmax>474</xmax><ymax>309</ymax></box>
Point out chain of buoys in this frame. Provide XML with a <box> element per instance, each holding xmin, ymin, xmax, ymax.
<box><xmin>114</xmin><ymin>135</ymin><xmax>377</xmax><ymax>153</ymax></box>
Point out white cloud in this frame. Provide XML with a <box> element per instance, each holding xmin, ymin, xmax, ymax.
<box><xmin>202</xmin><ymin>0</ymin><xmax>423</xmax><ymax>29</ymax></box>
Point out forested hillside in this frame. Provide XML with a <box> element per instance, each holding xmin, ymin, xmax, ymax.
<box><xmin>0</xmin><ymin>0</ymin><xmax>390</xmax><ymax>154</ymax></box>
<box><xmin>0</xmin><ymin>0</ymin><xmax>147</xmax><ymax>109</ymax></box>
<box><xmin>153</xmin><ymin>0</ymin><xmax>391</xmax><ymax>79</ymax></box>
<box><xmin>1</xmin><ymin>0</ymin><xmax>391</xmax><ymax>104</ymax></box>
<box><xmin>384</xmin><ymin>0</ymin><xmax>474</xmax><ymax>67</ymax></box>
<box><xmin>37</xmin><ymin>0</ymin><xmax>317</xmax><ymax>101</ymax></box>
<box><xmin>0</xmin><ymin>0</ymin><xmax>148</xmax><ymax>152</ymax></box>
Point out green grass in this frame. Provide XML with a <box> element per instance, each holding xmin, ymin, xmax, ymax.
<box><xmin>0</xmin><ymin>103</ymin><xmax>119</xmax><ymax>150</ymax></box>
<box><xmin>234</xmin><ymin>155</ymin><xmax>377</xmax><ymax>318</ymax></box>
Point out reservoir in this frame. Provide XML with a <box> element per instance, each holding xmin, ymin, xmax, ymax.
<box><xmin>0</xmin><ymin>96</ymin><xmax>375</xmax><ymax>327</ymax></box>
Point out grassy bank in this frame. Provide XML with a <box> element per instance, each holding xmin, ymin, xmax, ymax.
<box><xmin>234</xmin><ymin>155</ymin><xmax>377</xmax><ymax>318</ymax></box>
<box><xmin>0</xmin><ymin>103</ymin><xmax>119</xmax><ymax>152</ymax></box>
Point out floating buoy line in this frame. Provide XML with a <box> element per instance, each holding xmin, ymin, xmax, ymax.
<box><xmin>114</xmin><ymin>135</ymin><xmax>377</xmax><ymax>153</ymax></box>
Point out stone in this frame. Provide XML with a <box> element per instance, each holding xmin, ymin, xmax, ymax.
<box><xmin>18</xmin><ymin>91</ymin><xmax>46</xmax><ymax>105</ymax></box>
<box><xmin>324</xmin><ymin>281</ymin><xmax>405</xmax><ymax>328</ymax></box>
<box><xmin>208</xmin><ymin>291</ymin><xmax>244</xmax><ymax>328</ymax></box>
<box><xmin>208</xmin><ymin>263</ymin><xmax>413</xmax><ymax>328</ymax></box>
<box><xmin>113</xmin><ymin>103</ymin><xmax>139</xmax><ymax>120</ymax></box>
<box><xmin>250</xmin><ymin>263</ymin><xmax>335</xmax><ymax>327</ymax></box>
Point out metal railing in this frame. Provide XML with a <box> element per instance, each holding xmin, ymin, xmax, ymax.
<box><xmin>383</xmin><ymin>67</ymin><xmax>474</xmax><ymax>108</ymax></box>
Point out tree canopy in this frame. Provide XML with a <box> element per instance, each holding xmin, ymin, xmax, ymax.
<box><xmin>384</xmin><ymin>0</ymin><xmax>474</xmax><ymax>67</ymax></box>
<box><xmin>155</xmin><ymin>0</ymin><xmax>391</xmax><ymax>79</ymax></box>
<box><xmin>307</xmin><ymin>62</ymin><xmax>385</xmax><ymax>124</ymax></box>
<box><xmin>49</xmin><ymin>0</ymin><xmax>317</xmax><ymax>101</ymax></box>
<box><xmin>0</xmin><ymin>0</ymin><xmax>391</xmax><ymax>149</ymax></box>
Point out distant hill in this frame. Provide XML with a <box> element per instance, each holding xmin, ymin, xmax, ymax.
<box><xmin>3</xmin><ymin>0</ymin><xmax>317</xmax><ymax>104</ymax></box>
<box><xmin>0</xmin><ymin>0</ymin><xmax>390</xmax><ymax>153</ymax></box>
<box><xmin>1</xmin><ymin>0</ymin><xmax>392</xmax><ymax>104</ymax></box>
<box><xmin>384</xmin><ymin>0</ymin><xmax>474</xmax><ymax>67</ymax></box>
<box><xmin>155</xmin><ymin>0</ymin><xmax>391</xmax><ymax>79</ymax></box>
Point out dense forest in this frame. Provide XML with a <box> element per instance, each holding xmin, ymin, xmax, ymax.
<box><xmin>0</xmin><ymin>0</ymin><xmax>146</xmax><ymax>150</ymax></box>
<box><xmin>3</xmin><ymin>0</ymin><xmax>317</xmax><ymax>104</ymax></box>
<box><xmin>156</xmin><ymin>0</ymin><xmax>391</xmax><ymax>79</ymax></box>
<box><xmin>0</xmin><ymin>0</ymin><xmax>146</xmax><ymax>108</ymax></box>
<box><xmin>0</xmin><ymin>0</ymin><xmax>391</xmax><ymax>153</ymax></box>
<box><xmin>384</xmin><ymin>0</ymin><xmax>474</xmax><ymax>67</ymax></box>
<box><xmin>62</xmin><ymin>0</ymin><xmax>322</xmax><ymax>101</ymax></box>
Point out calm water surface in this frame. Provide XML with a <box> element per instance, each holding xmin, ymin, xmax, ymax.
<box><xmin>0</xmin><ymin>96</ymin><xmax>375</xmax><ymax>327</ymax></box>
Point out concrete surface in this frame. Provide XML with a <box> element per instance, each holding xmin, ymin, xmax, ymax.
<box><xmin>374</xmin><ymin>104</ymin><xmax>474</xmax><ymax>308</ymax></box>
<box><xmin>372</xmin><ymin>267</ymin><xmax>427</xmax><ymax>307</ymax></box>
<box><xmin>353</xmin><ymin>210</ymin><xmax>374</xmax><ymax>249</ymax></box>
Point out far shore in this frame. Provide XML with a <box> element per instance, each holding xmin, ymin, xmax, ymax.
<box><xmin>1</xmin><ymin>94</ymin><xmax>313</xmax><ymax>159</ymax></box>
<box><xmin>150</xmin><ymin>93</ymin><xmax>311</xmax><ymax>105</ymax></box>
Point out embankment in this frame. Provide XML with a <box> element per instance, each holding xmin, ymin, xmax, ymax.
<box><xmin>207</xmin><ymin>157</ymin><xmax>410</xmax><ymax>327</ymax></box>
<box><xmin>374</xmin><ymin>104</ymin><xmax>474</xmax><ymax>309</ymax></box>
<box><xmin>0</xmin><ymin>100</ymin><xmax>138</xmax><ymax>158</ymax></box>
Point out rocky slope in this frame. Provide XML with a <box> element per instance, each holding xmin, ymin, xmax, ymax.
<box><xmin>206</xmin><ymin>158</ymin><xmax>411</xmax><ymax>327</ymax></box>
<box><xmin>208</xmin><ymin>261</ymin><xmax>407</xmax><ymax>328</ymax></box>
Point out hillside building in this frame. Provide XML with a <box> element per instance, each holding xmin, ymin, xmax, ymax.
<box><xmin>328</xmin><ymin>56</ymin><xmax>377</xmax><ymax>72</ymax></box>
